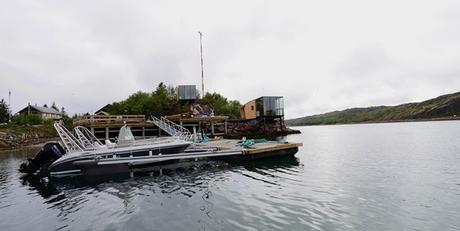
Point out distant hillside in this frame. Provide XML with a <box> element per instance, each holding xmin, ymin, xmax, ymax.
<box><xmin>286</xmin><ymin>92</ymin><xmax>460</xmax><ymax>126</ymax></box>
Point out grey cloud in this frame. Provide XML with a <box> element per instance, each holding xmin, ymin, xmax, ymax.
<box><xmin>1</xmin><ymin>0</ymin><xmax>459</xmax><ymax>118</ymax></box>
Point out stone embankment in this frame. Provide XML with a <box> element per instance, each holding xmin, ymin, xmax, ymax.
<box><xmin>214</xmin><ymin>118</ymin><xmax>300</xmax><ymax>139</ymax></box>
<box><xmin>0</xmin><ymin>126</ymin><xmax>58</xmax><ymax>150</ymax></box>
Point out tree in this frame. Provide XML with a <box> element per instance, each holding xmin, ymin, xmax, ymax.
<box><xmin>61</xmin><ymin>107</ymin><xmax>67</xmax><ymax>116</ymax></box>
<box><xmin>104</xmin><ymin>83</ymin><xmax>241</xmax><ymax>118</ymax></box>
<box><xmin>0</xmin><ymin>99</ymin><xmax>10</xmax><ymax>123</ymax></box>
<box><xmin>200</xmin><ymin>92</ymin><xmax>241</xmax><ymax>119</ymax></box>
<box><xmin>106</xmin><ymin>82</ymin><xmax>182</xmax><ymax>116</ymax></box>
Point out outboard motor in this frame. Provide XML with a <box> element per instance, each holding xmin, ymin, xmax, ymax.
<box><xmin>19</xmin><ymin>142</ymin><xmax>65</xmax><ymax>174</ymax></box>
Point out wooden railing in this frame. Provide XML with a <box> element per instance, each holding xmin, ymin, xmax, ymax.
<box><xmin>73</xmin><ymin>115</ymin><xmax>146</xmax><ymax>126</ymax></box>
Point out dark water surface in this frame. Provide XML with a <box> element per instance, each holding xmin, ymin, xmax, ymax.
<box><xmin>1</xmin><ymin>121</ymin><xmax>459</xmax><ymax>230</ymax></box>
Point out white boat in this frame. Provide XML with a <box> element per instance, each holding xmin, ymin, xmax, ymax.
<box><xmin>19</xmin><ymin>118</ymin><xmax>300</xmax><ymax>177</ymax></box>
<box><xmin>20</xmin><ymin>122</ymin><xmax>194</xmax><ymax>176</ymax></box>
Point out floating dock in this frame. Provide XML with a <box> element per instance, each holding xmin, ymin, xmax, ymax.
<box><xmin>186</xmin><ymin>139</ymin><xmax>303</xmax><ymax>161</ymax></box>
<box><xmin>83</xmin><ymin>139</ymin><xmax>302</xmax><ymax>169</ymax></box>
<box><xmin>50</xmin><ymin>139</ymin><xmax>303</xmax><ymax>176</ymax></box>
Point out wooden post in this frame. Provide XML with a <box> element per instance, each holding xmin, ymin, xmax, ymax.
<box><xmin>211</xmin><ymin>122</ymin><xmax>215</xmax><ymax>135</ymax></box>
<box><xmin>142</xmin><ymin>127</ymin><xmax>145</xmax><ymax>138</ymax></box>
<box><xmin>224</xmin><ymin>120</ymin><xmax>228</xmax><ymax>134</ymax></box>
<box><xmin>91</xmin><ymin>127</ymin><xmax>95</xmax><ymax>134</ymax></box>
<box><xmin>105</xmin><ymin>127</ymin><xmax>109</xmax><ymax>140</ymax></box>
<box><xmin>192</xmin><ymin>126</ymin><xmax>197</xmax><ymax>142</ymax></box>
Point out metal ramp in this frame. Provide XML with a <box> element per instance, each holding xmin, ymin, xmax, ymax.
<box><xmin>149</xmin><ymin>116</ymin><xmax>193</xmax><ymax>141</ymax></box>
<box><xmin>74</xmin><ymin>126</ymin><xmax>104</xmax><ymax>149</ymax></box>
<box><xmin>54</xmin><ymin>122</ymin><xmax>84</xmax><ymax>152</ymax></box>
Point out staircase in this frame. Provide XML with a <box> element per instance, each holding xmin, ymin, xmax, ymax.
<box><xmin>149</xmin><ymin>116</ymin><xmax>193</xmax><ymax>141</ymax></box>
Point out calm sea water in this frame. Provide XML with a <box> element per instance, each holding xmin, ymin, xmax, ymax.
<box><xmin>1</xmin><ymin>121</ymin><xmax>459</xmax><ymax>231</ymax></box>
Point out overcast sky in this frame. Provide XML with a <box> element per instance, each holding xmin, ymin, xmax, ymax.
<box><xmin>1</xmin><ymin>0</ymin><xmax>459</xmax><ymax>119</ymax></box>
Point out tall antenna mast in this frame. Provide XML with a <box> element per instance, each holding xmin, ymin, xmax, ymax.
<box><xmin>198</xmin><ymin>31</ymin><xmax>205</xmax><ymax>98</ymax></box>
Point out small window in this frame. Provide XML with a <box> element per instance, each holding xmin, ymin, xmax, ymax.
<box><xmin>251</xmin><ymin>105</ymin><xmax>254</xmax><ymax>110</ymax></box>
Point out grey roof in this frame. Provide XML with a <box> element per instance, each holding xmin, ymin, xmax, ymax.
<box><xmin>18</xmin><ymin>105</ymin><xmax>62</xmax><ymax>114</ymax></box>
<box><xmin>33</xmin><ymin>105</ymin><xmax>61</xmax><ymax>114</ymax></box>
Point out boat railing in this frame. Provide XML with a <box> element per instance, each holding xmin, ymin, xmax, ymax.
<box><xmin>149</xmin><ymin>116</ymin><xmax>193</xmax><ymax>141</ymax></box>
<box><xmin>54</xmin><ymin>122</ymin><xmax>84</xmax><ymax>153</ymax></box>
<box><xmin>74</xmin><ymin>126</ymin><xmax>104</xmax><ymax>149</ymax></box>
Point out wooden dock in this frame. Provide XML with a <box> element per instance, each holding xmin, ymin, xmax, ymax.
<box><xmin>73</xmin><ymin>115</ymin><xmax>151</xmax><ymax>128</ymax></box>
<box><xmin>164</xmin><ymin>114</ymin><xmax>229</xmax><ymax>136</ymax></box>
<box><xmin>73</xmin><ymin>114</ymin><xmax>231</xmax><ymax>140</ymax></box>
<box><xmin>190</xmin><ymin>139</ymin><xmax>303</xmax><ymax>157</ymax></box>
<box><xmin>72</xmin><ymin>115</ymin><xmax>302</xmax><ymax>160</ymax></box>
<box><xmin>123</xmin><ymin>139</ymin><xmax>303</xmax><ymax>171</ymax></box>
<box><xmin>73</xmin><ymin>115</ymin><xmax>160</xmax><ymax>140</ymax></box>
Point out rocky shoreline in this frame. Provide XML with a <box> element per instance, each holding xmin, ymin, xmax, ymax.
<box><xmin>0</xmin><ymin>126</ymin><xmax>58</xmax><ymax>151</ymax></box>
<box><xmin>213</xmin><ymin>118</ymin><xmax>301</xmax><ymax>139</ymax></box>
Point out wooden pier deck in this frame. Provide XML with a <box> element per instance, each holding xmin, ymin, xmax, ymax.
<box><xmin>73</xmin><ymin>115</ymin><xmax>160</xmax><ymax>140</ymax></box>
<box><xmin>165</xmin><ymin>114</ymin><xmax>229</xmax><ymax>136</ymax></box>
<box><xmin>190</xmin><ymin>139</ymin><xmax>303</xmax><ymax>157</ymax></box>
<box><xmin>73</xmin><ymin>115</ymin><xmax>152</xmax><ymax>128</ymax></box>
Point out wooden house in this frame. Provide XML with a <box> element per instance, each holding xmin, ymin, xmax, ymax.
<box><xmin>240</xmin><ymin>96</ymin><xmax>284</xmax><ymax>120</ymax></box>
<box><xmin>17</xmin><ymin>104</ymin><xmax>62</xmax><ymax>120</ymax></box>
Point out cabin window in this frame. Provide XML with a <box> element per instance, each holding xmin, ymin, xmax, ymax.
<box><xmin>251</xmin><ymin>105</ymin><xmax>254</xmax><ymax>111</ymax></box>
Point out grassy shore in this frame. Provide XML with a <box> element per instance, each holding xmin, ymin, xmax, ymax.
<box><xmin>0</xmin><ymin>123</ymin><xmax>58</xmax><ymax>150</ymax></box>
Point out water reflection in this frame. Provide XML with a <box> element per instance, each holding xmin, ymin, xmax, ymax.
<box><xmin>15</xmin><ymin>156</ymin><xmax>301</xmax><ymax>230</ymax></box>
<box><xmin>20</xmin><ymin>156</ymin><xmax>301</xmax><ymax>200</ymax></box>
<box><xmin>7</xmin><ymin>121</ymin><xmax>459</xmax><ymax>230</ymax></box>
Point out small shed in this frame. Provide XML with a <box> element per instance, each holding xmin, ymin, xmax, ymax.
<box><xmin>178</xmin><ymin>85</ymin><xmax>198</xmax><ymax>104</ymax></box>
<box><xmin>17</xmin><ymin>104</ymin><xmax>63</xmax><ymax>120</ymax></box>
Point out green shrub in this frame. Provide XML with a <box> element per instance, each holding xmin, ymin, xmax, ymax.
<box><xmin>12</xmin><ymin>114</ymin><xmax>43</xmax><ymax>125</ymax></box>
<box><xmin>0</xmin><ymin>99</ymin><xmax>9</xmax><ymax>123</ymax></box>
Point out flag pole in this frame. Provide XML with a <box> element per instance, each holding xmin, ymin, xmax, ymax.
<box><xmin>198</xmin><ymin>31</ymin><xmax>205</xmax><ymax>98</ymax></box>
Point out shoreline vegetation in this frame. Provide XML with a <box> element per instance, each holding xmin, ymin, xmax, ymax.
<box><xmin>286</xmin><ymin>91</ymin><xmax>460</xmax><ymax>126</ymax></box>
<box><xmin>0</xmin><ymin>124</ymin><xmax>59</xmax><ymax>151</ymax></box>
<box><xmin>104</xmin><ymin>83</ymin><xmax>242</xmax><ymax>119</ymax></box>
<box><xmin>0</xmin><ymin>112</ymin><xmax>72</xmax><ymax>151</ymax></box>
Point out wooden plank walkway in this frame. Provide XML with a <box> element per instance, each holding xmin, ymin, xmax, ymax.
<box><xmin>165</xmin><ymin>115</ymin><xmax>228</xmax><ymax>122</ymax></box>
<box><xmin>73</xmin><ymin>115</ymin><xmax>153</xmax><ymax>128</ymax></box>
<box><xmin>190</xmin><ymin>139</ymin><xmax>302</xmax><ymax>155</ymax></box>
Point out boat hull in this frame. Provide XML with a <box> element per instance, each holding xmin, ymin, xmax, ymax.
<box><xmin>48</xmin><ymin>146</ymin><xmax>299</xmax><ymax>177</ymax></box>
<box><xmin>49</xmin><ymin>143</ymin><xmax>190</xmax><ymax>176</ymax></box>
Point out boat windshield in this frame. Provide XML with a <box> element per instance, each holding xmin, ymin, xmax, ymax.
<box><xmin>117</xmin><ymin>125</ymin><xmax>135</xmax><ymax>145</ymax></box>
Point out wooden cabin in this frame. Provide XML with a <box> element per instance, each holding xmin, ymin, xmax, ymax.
<box><xmin>240</xmin><ymin>96</ymin><xmax>284</xmax><ymax>120</ymax></box>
